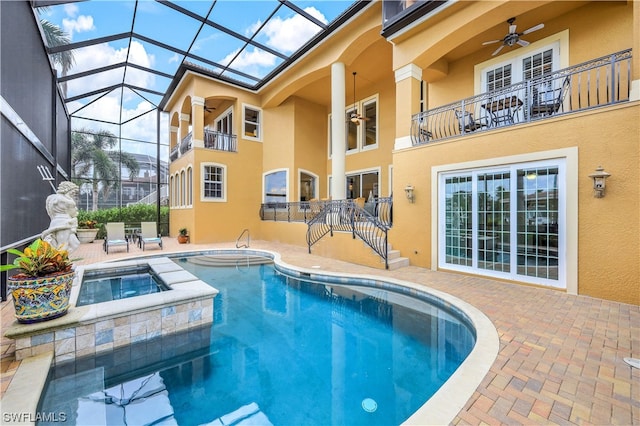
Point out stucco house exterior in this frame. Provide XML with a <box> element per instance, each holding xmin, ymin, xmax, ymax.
<box><xmin>164</xmin><ymin>0</ymin><xmax>639</xmax><ymax>305</ymax></box>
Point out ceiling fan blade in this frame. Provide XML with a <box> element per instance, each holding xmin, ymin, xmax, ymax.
<box><xmin>521</xmin><ymin>23</ymin><xmax>544</xmax><ymax>35</ymax></box>
<box><xmin>517</xmin><ymin>39</ymin><xmax>530</xmax><ymax>47</ymax></box>
<box><xmin>509</xmin><ymin>24</ymin><xmax>517</xmax><ymax>34</ymax></box>
<box><xmin>482</xmin><ymin>39</ymin><xmax>501</xmax><ymax>45</ymax></box>
<box><xmin>492</xmin><ymin>45</ymin><xmax>505</xmax><ymax>56</ymax></box>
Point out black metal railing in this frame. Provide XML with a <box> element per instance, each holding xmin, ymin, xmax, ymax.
<box><xmin>259</xmin><ymin>198</ymin><xmax>393</xmax><ymax>269</ymax></box>
<box><xmin>411</xmin><ymin>49</ymin><xmax>632</xmax><ymax>145</ymax></box>
<box><xmin>180</xmin><ymin>132</ymin><xmax>192</xmax><ymax>154</ymax></box>
<box><xmin>169</xmin><ymin>145</ymin><xmax>179</xmax><ymax>161</ymax></box>
<box><xmin>204</xmin><ymin>129</ymin><xmax>237</xmax><ymax>152</ymax></box>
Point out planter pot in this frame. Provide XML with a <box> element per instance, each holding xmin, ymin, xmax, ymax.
<box><xmin>76</xmin><ymin>228</ymin><xmax>99</xmax><ymax>243</ymax></box>
<box><xmin>177</xmin><ymin>235</ymin><xmax>189</xmax><ymax>244</ymax></box>
<box><xmin>8</xmin><ymin>272</ymin><xmax>75</xmax><ymax>324</ymax></box>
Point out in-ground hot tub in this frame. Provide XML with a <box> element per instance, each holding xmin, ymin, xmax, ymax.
<box><xmin>76</xmin><ymin>265</ymin><xmax>170</xmax><ymax>306</ymax></box>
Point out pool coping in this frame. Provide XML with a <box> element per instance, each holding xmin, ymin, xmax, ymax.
<box><xmin>2</xmin><ymin>248</ymin><xmax>498</xmax><ymax>425</ymax></box>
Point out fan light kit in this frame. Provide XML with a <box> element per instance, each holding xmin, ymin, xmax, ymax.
<box><xmin>482</xmin><ymin>17</ymin><xmax>544</xmax><ymax>56</ymax></box>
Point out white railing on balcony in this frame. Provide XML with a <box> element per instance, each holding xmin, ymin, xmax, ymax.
<box><xmin>204</xmin><ymin>129</ymin><xmax>237</xmax><ymax>152</ymax></box>
<box><xmin>180</xmin><ymin>132</ymin><xmax>192</xmax><ymax>154</ymax></box>
<box><xmin>411</xmin><ymin>49</ymin><xmax>632</xmax><ymax>145</ymax></box>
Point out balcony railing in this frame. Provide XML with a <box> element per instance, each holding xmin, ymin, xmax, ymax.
<box><xmin>169</xmin><ymin>144</ymin><xmax>179</xmax><ymax>161</ymax></box>
<box><xmin>204</xmin><ymin>129</ymin><xmax>237</xmax><ymax>152</ymax></box>
<box><xmin>180</xmin><ymin>132</ymin><xmax>192</xmax><ymax>154</ymax></box>
<box><xmin>411</xmin><ymin>49</ymin><xmax>632</xmax><ymax>145</ymax></box>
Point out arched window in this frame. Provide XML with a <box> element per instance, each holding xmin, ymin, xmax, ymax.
<box><xmin>186</xmin><ymin>166</ymin><xmax>193</xmax><ymax>206</ymax></box>
<box><xmin>180</xmin><ymin>169</ymin><xmax>186</xmax><ymax>206</ymax></box>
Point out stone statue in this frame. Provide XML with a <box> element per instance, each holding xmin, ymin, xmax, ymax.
<box><xmin>41</xmin><ymin>181</ymin><xmax>81</xmax><ymax>253</ymax></box>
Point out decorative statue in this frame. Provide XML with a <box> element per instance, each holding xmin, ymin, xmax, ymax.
<box><xmin>41</xmin><ymin>181</ymin><xmax>81</xmax><ymax>253</ymax></box>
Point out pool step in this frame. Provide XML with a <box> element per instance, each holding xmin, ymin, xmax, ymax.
<box><xmin>187</xmin><ymin>254</ymin><xmax>273</xmax><ymax>267</ymax></box>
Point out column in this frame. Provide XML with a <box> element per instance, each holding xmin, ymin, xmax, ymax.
<box><xmin>394</xmin><ymin>63</ymin><xmax>422</xmax><ymax>150</ymax></box>
<box><xmin>331</xmin><ymin>62</ymin><xmax>346</xmax><ymax>200</ymax></box>
<box><xmin>192</xmin><ymin>96</ymin><xmax>205</xmax><ymax>148</ymax></box>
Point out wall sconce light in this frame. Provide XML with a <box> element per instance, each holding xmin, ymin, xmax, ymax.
<box><xmin>588</xmin><ymin>166</ymin><xmax>611</xmax><ymax>198</ymax></box>
<box><xmin>404</xmin><ymin>185</ymin><xmax>415</xmax><ymax>203</ymax></box>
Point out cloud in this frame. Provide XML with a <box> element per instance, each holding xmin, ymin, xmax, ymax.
<box><xmin>62</xmin><ymin>15</ymin><xmax>95</xmax><ymax>36</ymax></box>
<box><xmin>261</xmin><ymin>7</ymin><xmax>327</xmax><ymax>53</ymax></box>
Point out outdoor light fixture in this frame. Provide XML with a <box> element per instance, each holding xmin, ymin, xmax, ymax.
<box><xmin>404</xmin><ymin>185</ymin><xmax>415</xmax><ymax>203</ymax></box>
<box><xmin>588</xmin><ymin>166</ymin><xmax>611</xmax><ymax>198</ymax></box>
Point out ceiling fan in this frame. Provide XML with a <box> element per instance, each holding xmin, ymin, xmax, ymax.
<box><xmin>349</xmin><ymin>72</ymin><xmax>369</xmax><ymax>125</ymax></box>
<box><xmin>482</xmin><ymin>17</ymin><xmax>544</xmax><ymax>56</ymax></box>
<box><xmin>204</xmin><ymin>103</ymin><xmax>216</xmax><ymax>113</ymax></box>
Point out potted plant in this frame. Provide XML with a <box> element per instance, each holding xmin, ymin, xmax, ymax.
<box><xmin>0</xmin><ymin>239</ymin><xmax>76</xmax><ymax>323</ymax></box>
<box><xmin>76</xmin><ymin>219</ymin><xmax>99</xmax><ymax>243</ymax></box>
<box><xmin>178</xmin><ymin>228</ymin><xmax>189</xmax><ymax>244</ymax></box>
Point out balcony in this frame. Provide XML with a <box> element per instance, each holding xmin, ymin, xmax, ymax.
<box><xmin>411</xmin><ymin>49</ymin><xmax>632</xmax><ymax>146</ymax></box>
<box><xmin>204</xmin><ymin>129</ymin><xmax>237</xmax><ymax>152</ymax></box>
<box><xmin>171</xmin><ymin>130</ymin><xmax>237</xmax><ymax>162</ymax></box>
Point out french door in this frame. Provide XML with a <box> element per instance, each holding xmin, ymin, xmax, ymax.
<box><xmin>440</xmin><ymin>160</ymin><xmax>564</xmax><ymax>287</ymax></box>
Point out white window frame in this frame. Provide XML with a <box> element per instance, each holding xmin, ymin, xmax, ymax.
<box><xmin>345</xmin><ymin>167</ymin><xmax>381</xmax><ymax>199</ymax></box>
<box><xmin>201</xmin><ymin>162</ymin><xmax>227</xmax><ymax>202</ymax></box>
<box><xmin>298</xmin><ymin>169</ymin><xmax>319</xmax><ymax>202</ymax></box>
<box><xmin>360</xmin><ymin>95</ymin><xmax>379</xmax><ymax>151</ymax></box>
<box><xmin>262</xmin><ymin>168</ymin><xmax>289</xmax><ymax>203</ymax></box>
<box><xmin>186</xmin><ymin>165</ymin><xmax>193</xmax><ymax>207</ymax></box>
<box><xmin>344</xmin><ymin>94</ymin><xmax>379</xmax><ymax>154</ymax></box>
<box><xmin>433</xmin><ymin>148</ymin><xmax>578</xmax><ymax>293</ymax></box>
<box><xmin>242</xmin><ymin>103</ymin><xmax>262</xmax><ymax>142</ymax></box>
<box><xmin>215</xmin><ymin>106</ymin><xmax>233</xmax><ymax>135</ymax></box>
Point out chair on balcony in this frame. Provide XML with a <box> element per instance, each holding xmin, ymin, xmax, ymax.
<box><xmin>530</xmin><ymin>77</ymin><xmax>570</xmax><ymax>118</ymax></box>
<box><xmin>455</xmin><ymin>110</ymin><xmax>489</xmax><ymax>133</ymax></box>
<box><xmin>139</xmin><ymin>222</ymin><xmax>163</xmax><ymax>251</ymax></box>
<box><xmin>104</xmin><ymin>222</ymin><xmax>129</xmax><ymax>254</ymax></box>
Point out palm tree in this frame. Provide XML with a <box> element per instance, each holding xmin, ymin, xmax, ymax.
<box><xmin>72</xmin><ymin>129</ymin><xmax>140</xmax><ymax>211</ymax></box>
<box><xmin>38</xmin><ymin>13</ymin><xmax>74</xmax><ymax>96</ymax></box>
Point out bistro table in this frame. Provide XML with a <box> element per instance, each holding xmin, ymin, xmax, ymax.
<box><xmin>482</xmin><ymin>95</ymin><xmax>523</xmax><ymax>127</ymax></box>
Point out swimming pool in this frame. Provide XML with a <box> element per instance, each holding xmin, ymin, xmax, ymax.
<box><xmin>36</xmin><ymin>252</ymin><xmax>483</xmax><ymax>425</ymax></box>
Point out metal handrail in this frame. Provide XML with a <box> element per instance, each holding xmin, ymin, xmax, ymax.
<box><xmin>204</xmin><ymin>129</ymin><xmax>237</xmax><ymax>152</ymax></box>
<box><xmin>236</xmin><ymin>228</ymin><xmax>250</xmax><ymax>248</ymax></box>
<box><xmin>180</xmin><ymin>132</ymin><xmax>192</xmax><ymax>154</ymax></box>
<box><xmin>411</xmin><ymin>49</ymin><xmax>632</xmax><ymax>145</ymax></box>
<box><xmin>305</xmin><ymin>200</ymin><xmax>390</xmax><ymax>269</ymax></box>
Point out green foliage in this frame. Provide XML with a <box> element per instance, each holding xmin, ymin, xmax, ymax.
<box><xmin>1</xmin><ymin>239</ymin><xmax>74</xmax><ymax>278</ymax></box>
<box><xmin>179</xmin><ymin>228</ymin><xmax>188</xmax><ymax>236</ymax></box>
<box><xmin>77</xmin><ymin>205</ymin><xmax>169</xmax><ymax>239</ymax></box>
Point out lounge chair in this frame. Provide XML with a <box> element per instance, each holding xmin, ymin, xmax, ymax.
<box><xmin>139</xmin><ymin>222</ymin><xmax>163</xmax><ymax>251</ymax></box>
<box><xmin>455</xmin><ymin>110</ymin><xmax>489</xmax><ymax>133</ymax></box>
<box><xmin>104</xmin><ymin>222</ymin><xmax>129</xmax><ymax>254</ymax></box>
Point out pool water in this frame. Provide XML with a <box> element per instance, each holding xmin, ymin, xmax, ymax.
<box><xmin>76</xmin><ymin>266</ymin><xmax>168</xmax><ymax>306</ymax></box>
<box><xmin>38</xmin><ymin>257</ymin><xmax>475</xmax><ymax>425</ymax></box>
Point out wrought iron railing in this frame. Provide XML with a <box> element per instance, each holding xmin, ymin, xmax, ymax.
<box><xmin>411</xmin><ymin>49</ymin><xmax>632</xmax><ymax>145</ymax></box>
<box><xmin>204</xmin><ymin>129</ymin><xmax>237</xmax><ymax>152</ymax></box>
<box><xmin>169</xmin><ymin>144</ymin><xmax>179</xmax><ymax>161</ymax></box>
<box><xmin>260</xmin><ymin>198</ymin><xmax>393</xmax><ymax>269</ymax></box>
<box><xmin>180</xmin><ymin>132</ymin><xmax>192</xmax><ymax>154</ymax></box>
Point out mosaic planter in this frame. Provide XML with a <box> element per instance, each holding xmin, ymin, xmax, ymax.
<box><xmin>8</xmin><ymin>272</ymin><xmax>74</xmax><ymax>324</ymax></box>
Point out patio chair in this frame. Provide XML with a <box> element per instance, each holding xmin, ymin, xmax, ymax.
<box><xmin>139</xmin><ymin>222</ymin><xmax>163</xmax><ymax>251</ymax></box>
<box><xmin>104</xmin><ymin>222</ymin><xmax>129</xmax><ymax>254</ymax></box>
<box><xmin>455</xmin><ymin>110</ymin><xmax>489</xmax><ymax>133</ymax></box>
<box><xmin>530</xmin><ymin>76</ymin><xmax>570</xmax><ymax>117</ymax></box>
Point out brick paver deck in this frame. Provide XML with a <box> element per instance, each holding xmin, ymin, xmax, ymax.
<box><xmin>2</xmin><ymin>238</ymin><xmax>638</xmax><ymax>424</ymax></box>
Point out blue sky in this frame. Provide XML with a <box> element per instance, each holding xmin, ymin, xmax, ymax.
<box><xmin>37</xmin><ymin>0</ymin><xmax>355</xmax><ymax>153</ymax></box>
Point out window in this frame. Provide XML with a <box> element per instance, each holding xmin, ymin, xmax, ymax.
<box><xmin>202</xmin><ymin>163</ymin><xmax>226</xmax><ymax>201</ymax></box>
<box><xmin>264</xmin><ymin>169</ymin><xmax>288</xmax><ymax>204</ymax></box>
<box><xmin>243</xmin><ymin>104</ymin><xmax>261</xmax><ymax>141</ymax></box>
<box><xmin>343</xmin><ymin>95</ymin><xmax>379</xmax><ymax>153</ymax></box>
<box><xmin>486</xmin><ymin>64</ymin><xmax>512</xmax><ymax>91</ymax></box>
<box><xmin>299</xmin><ymin>170</ymin><xmax>317</xmax><ymax>202</ymax></box>
<box><xmin>180</xmin><ymin>169</ymin><xmax>185</xmax><ymax>206</ymax></box>
<box><xmin>215</xmin><ymin>107</ymin><xmax>233</xmax><ymax>134</ymax></box>
<box><xmin>186</xmin><ymin>166</ymin><xmax>193</xmax><ymax>206</ymax></box>
<box><xmin>346</xmin><ymin>170</ymin><xmax>379</xmax><ymax>199</ymax></box>
<box><xmin>362</xmin><ymin>98</ymin><xmax>377</xmax><ymax>148</ymax></box>
<box><xmin>439</xmin><ymin>160</ymin><xmax>564</xmax><ymax>287</ymax></box>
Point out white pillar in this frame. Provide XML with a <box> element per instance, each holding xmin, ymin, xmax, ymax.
<box><xmin>331</xmin><ymin>62</ymin><xmax>346</xmax><ymax>200</ymax></box>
